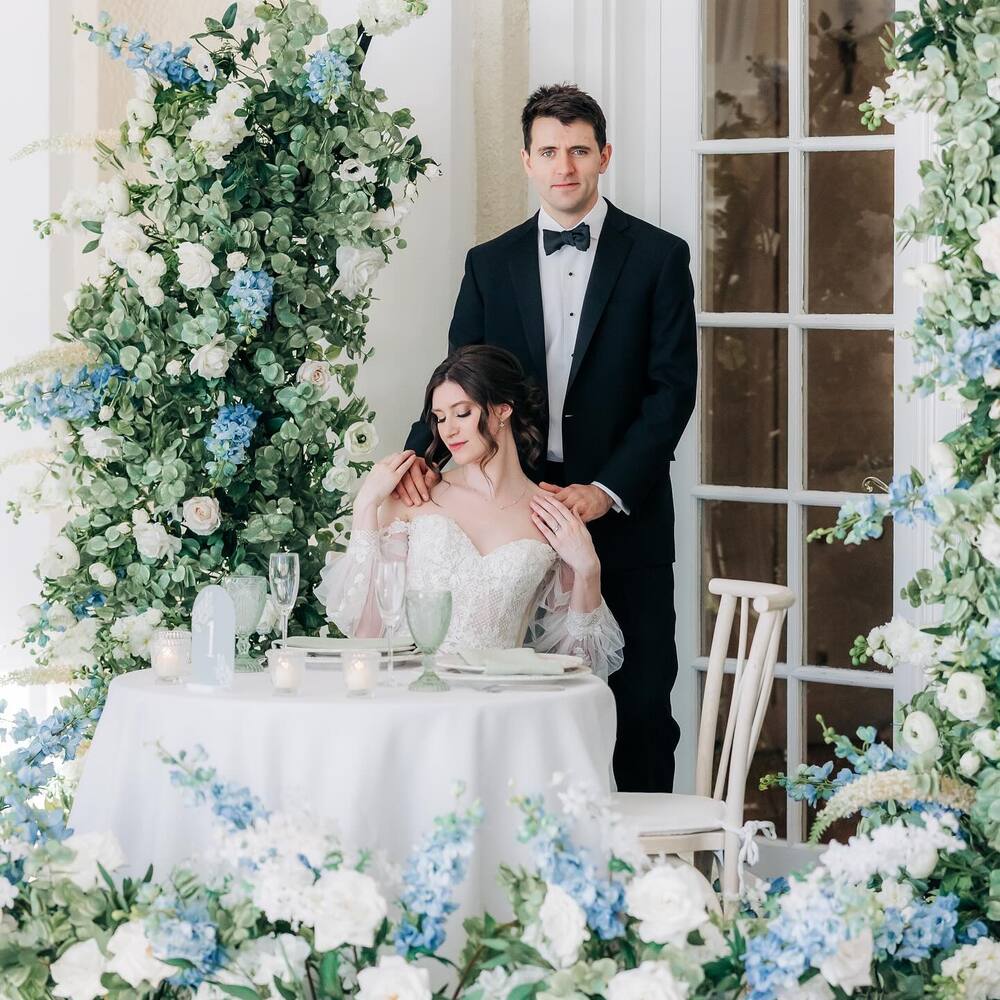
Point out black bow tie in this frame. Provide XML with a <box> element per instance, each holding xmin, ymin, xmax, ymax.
<box><xmin>543</xmin><ymin>222</ymin><xmax>591</xmax><ymax>255</ymax></box>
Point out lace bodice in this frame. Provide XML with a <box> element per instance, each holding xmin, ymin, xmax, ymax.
<box><xmin>315</xmin><ymin>513</ymin><xmax>625</xmax><ymax>680</ymax></box>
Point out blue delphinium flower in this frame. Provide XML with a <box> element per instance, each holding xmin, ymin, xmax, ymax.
<box><xmin>72</xmin><ymin>592</ymin><xmax>107</xmax><ymax>619</ymax></box>
<box><xmin>835</xmin><ymin>494</ymin><xmax>886</xmax><ymax>544</ymax></box>
<box><xmin>895</xmin><ymin>893</ymin><xmax>959</xmax><ymax>961</ymax></box>
<box><xmin>88</xmin><ymin>13</ymin><xmax>200</xmax><ymax>89</ymax></box>
<box><xmin>886</xmin><ymin>473</ymin><xmax>937</xmax><ymax>527</ymax></box>
<box><xmin>17</xmin><ymin>364</ymin><xmax>124</xmax><ymax>429</ymax></box>
<box><xmin>912</xmin><ymin>315</ymin><xmax>1000</xmax><ymax>390</ymax></box>
<box><xmin>145</xmin><ymin>898</ymin><xmax>225</xmax><ymax>988</ymax></box>
<box><xmin>226</xmin><ymin>269</ymin><xmax>275</xmax><ymax>334</ymax></box>
<box><xmin>204</xmin><ymin>403</ymin><xmax>261</xmax><ymax>472</ymax></box>
<box><xmin>303</xmin><ymin>49</ymin><xmax>353</xmax><ymax>106</ymax></box>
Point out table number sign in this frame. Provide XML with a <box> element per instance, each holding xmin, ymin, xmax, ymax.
<box><xmin>191</xmin><ymin>585</ymin><xmax>236</xmax><ymax>688</ymax></box>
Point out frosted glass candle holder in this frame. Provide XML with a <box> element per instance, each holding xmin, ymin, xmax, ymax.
<box><xmin>344</xmin><ymin>649</ymin><xmax>379</xmax><ymax>697</ymax></box>
<box><xmin>150</xmin><ymin>629</ymin><xmax>191</xmax><ymax>685</ymax></box>
<box><xmin>267</xmin><ymin>646</ymin><xmax>305</xmax><ymax>695</ymax></box>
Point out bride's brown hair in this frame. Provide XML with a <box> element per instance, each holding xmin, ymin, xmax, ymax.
<box><xmin>422</xmin><ymin>345</ymin><xmax>546</xmax><ymax>477</ymax></box>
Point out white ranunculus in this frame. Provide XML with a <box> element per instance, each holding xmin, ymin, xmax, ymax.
<box><xmin>939</xmin><ymin>671</ymin><xmax>990</xmax><ymax>722</ymax></box>
<box><xmin>127</xmin><ymin>98</ymin><xmax>157</xmax><ymax>130</ymax></box>
<box><xmin>332</xmin><ymin>245</ymin><xmax>385</xmax><ymax>300</ymax></box>
<box><xmin>52</xmin><ymin>832</ymin><xmax>127</xmax><ymax>889</ymax></box>
<box><xmin>107</xmin><ymin>921</ymin><xmax>173</xmax><ymax>988</ymax></box>
<box><xmin>357</xmin><ymin>956</ymin><xmax>431</xmax><ymax>1000</ymax></box>
<box><xmin>50</xmin><ymin>938</ymin><xmax>109</xmax><ymax>1000</ymax></box>
<box><xmin>928</xmin><ymin>442</ymin><xmax>958</xmax><ymax>489</ymax></box>
<box><xmin>972</xmin><ymin>728</ymin><xmax>1000</xmax><ymax>761</ymax></box>
<box><xmin>867</xmin><ymin>85</ymin><xmax>886</xmax><ymax>109</ymax></box>
<box><xmin>176</xmin><ymin>242</ymin><xmax>220</xmax><ymax>290</ymax></box>
<box><xmin>345</xmin><ymin>421</ymin><xmax>379</xmax><ymax>460</ymax></box>
<box><xmin>978</xmin><ymin>517</ymin><xmax>1000</xmax><ymax>567</ymax></box>
<box><xmin>39</xmin><ymin>538</ymin><xmax>81</xmax><ymax>579</ymax></box>
<box><xmin>525</xmin><ymin>883</ymin><xmax>588</xmax><ymax>969</ymax></box>
<box><xmin>626</xmin><ymin>862</ymin><xmax>712</xmax><ymax>943</ymax></box>
<box><xmin>88</xmin><ymin>562</ymin><xmax>117</xmax><ymax>589</ymax></box>
<box><xmin>189</xmin><ymin>336</ymin><xmax>234</xmax><ymax>379</ymax></box>
<box><xmin>338</xmin><ymin>158</ymin><xmax>379</xmax><ymax>184</ymax></box>
<box><xmin>818</xmin><ymin>928</ymin><xmax>873</xmax><ymax>994</ymax></box>
<box><xmin>976</xmin><ymin>217</ymin><xmax>1000</xmax><ymax>277</ymax></box>
<box><xmin>607</xmin><ymin>961</ymin><xmax>688</xmax><ymax>1000</ymax></box>
<box><xmin>182</xmin><ymin>496</ymin><xmax>222</xmax><ymax>536</ymax></box>
<box><xmin>133</xmin><ymin>520</ymin><xmax>182</xmax><ymax>561</ymax></box>
<box><xmin>296</xmin><ymin>359</ymin><xmax>340</xmax><ymax>401</ymax></box>
<box><xmin>227</xmin><ymin>251</ymin><xmax>248</xmax><ymax>270</ymax></box>
<box><xmin>100</xmin><ymin>213</ymin><xmax>151</xmax><ymax>268</ymax></box>
<box><xmin>960</xmin><ymin>750</ymin><xmax>983</xmax><ymax>777</ymax></box>
<box><xmin>80</xmin><ymin>427</ymin><xmax>124</xmax><ymax>460</ymax></box>
<box><xmin>312</xmin><ymin>869</ymin><xmax>388</xmax><ymax>951</ymax></box>
<box><xmin>125</xmin><ymin>249</ymin><xmax>167</xmax><ymax>287</ymax></box>
<box><xmin>901</xmin><ymin>711</ymin><xmax>939</xmax><ymax>755</ymax></box>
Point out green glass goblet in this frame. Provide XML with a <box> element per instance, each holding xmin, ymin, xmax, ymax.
<box><xmin>222</xmin><ymin>575</ymin><xmax>268</xmax><ymax>672</ymax></box>
<box><xmin>405</xmin><ymin>589</ymin><xmax>453</xmax><ymax>692</ymax></box>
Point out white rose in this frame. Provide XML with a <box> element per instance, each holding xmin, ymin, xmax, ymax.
<box><xmin>978</xmin><ymin>518</ymin><xmax>1000</xmax><ymax>568</ymax></box>
<box><xmin>938</xmin><ymin>671</ymin><xmax>990</xmax><ymax>722</ymax></box>
<box><xmin>133</xmin><ymin>521</ymin><xmax>182</xmax><ymax>561</ymax></box>
<box><xmin>139</xmin><ymin>282</ymin><xmax>165</xmax><ymax>307</ymax></box>
<box><xmin>166</xmin><ymin>359</ymin><xmax>183</xmax><ymax>377</ymax></box>
<box><xmin>126</xmin><ymin>98</ymin><xmax>156</xmax><ymax>130</ymax></box>
<box><xmin>215</xmin><ymin>80</ymin><xmax>251</xmax><ymax>114</ymax></box>
<box><xmin>323</xmin><ymin>462</ymin><xmax>358</xmax><ymax>495</ymax></box>
<box><xmin>345</xmin><ymin>421</ymin><xmax>379</xmax><ymax>460</ymax></box>
<box><xmin>906</xmin><ymin>843</ymin><xmax>939</xmax><ymax>880</ymax></box>
<box><xmin>332</xmin><ymin>244</ymin><xmax>385</xmax><ymax>299</ymax></box>
<box><xmin>189</xmin><ymin>336</ymin><xmax>234</xmax><ymax>379</ymax></box>
<box><xmin>80</xmin><ymin>426</ymin><xmax>124</xmax><ymax>460</ymax></box>
<box><xmin>526</xmin><ymin>884</ymin><xmax>588</xmax><ymax>969</ymax></box>
<box><xmin>928</xmin><ymin>442</ymin><xmax>958</xmax><ymax>489</ymax></box>
<box><xmin>182</xmin><ymin>496</ymin><xmax>222</xmax><ymax>536</ymax></box>
<box><xmin>125</xmin><ymin>249</ymin><xmax>166</xmax><ymax>287</ymax></box>
<box><xmin>976</xmin><ymin>217</ymin><xmax>1000</xmax><ymax>277</ymax></box>
<box><xmin>312</xmin><ymin>869</ymin><xmax>388</xmax><ymax>951</ymax></box>
<box><xmin>227</xmin><ymin>251</ymin><xmax>248</xmax><ymax>270</ymax></box>
<box><xmin>357</xmin><ymin>956</ymin><xmax>431</xmax><ymax>1000</ymax></box>
<box><xmin>39</xmin><ymin>538</ymin><xmax>80</xmax><ymax>579</ymax></box>
<box><xmin>50</xmin><ymin>938</ymin><xmax>109</xmax><ymax>1000</ymax></box>
<box><xmin>88</xmin><ymin>562</ymin><xmax>117</xmax><ymax>589</ymax></box>
<box><xmin>106</xmin><ymin>921</ymin><xmax>173</xmax><ymax>988</ymax></box>
<box><xmin>176</xmin><ymin>242</ymin><xmax>220</xmax><ymax>290</ymax></box>
<box><xmin>818</xmin><ymin>928</ymin><xmax>873</xmax><ymax>994</ymax></box>
<box><xmin>99</xmin><ymin>214</ymin><xmax>151</xmax><ymax>268</ymax></box>
<box><xmin>972</xmin><ymin>729</ymin><xmax>1000</xmax><ymax>761</ymax></box>
<box><xmin>901</xmin><ymin>711</ymin><xmax>939</xmax><ymax>755</ymax></box>
<box><xmin>626</xmin><ymin>863</ymin><xmax>712</xmax><ymax>943</ymax></box>
<box><xmin>607</xmin><ymin>961</ymin><xmax>688</xmax><ymax>1000</ymax></box>
<box><xmin>960</xmin><ymin>750</ymin><xmax>982</xmax><ymax>777</ymax></box>
<box><xmin>867</xmin><ymin>85</ymin><xmax>886</xmax><ymax>109</ymax></box>
<box><xmin>338</xmin><ymin>158</ymin><xmax>379</xmax><ymax>184</ymax></box>
<box><xmin>51</xmin><ymin>832</ymin><xmax>127</xmax><ymax>889</ymax></box>
<box><xmin>296</xmin><ymin>360</ymin><xmax>340</xmax><ymax>401</ymax></box>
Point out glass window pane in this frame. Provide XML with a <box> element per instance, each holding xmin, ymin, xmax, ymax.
<box><xmin>701</xmin><ymin>501</ymin><xmax>788</xmax><ymax>657</ymax></box>
<box><xmin>705</xmin><ymin>0</ymin><xmax>788</xmax><ymax>139</ymax></box>
<box><xmin>806</xmin><ymin>151</ymin><xmax>894</xmax><ymax>313</ymax></box>
<box><xmin>805</xmin><ymin>508</ymin><xmax>893</xmax><ymax>669</ymax></box>
<box><xmin>804</xmin><ymin>683</ymin><xmax>894</xmax><ymax>842</ymax></box>
<box><xmin>703</xmin><ymin>154</ymin><xmax>789</xmax><ymax>313</ymax></box>
<box><xmin>806</xmin><ymin>329</ymin><xmax>893</xmax><ymax>491</ymax></box>
<box><xmin>708</xmin><ymin>673</ymin><xmax>788</xmax><ymax>838</ymax></box>
<box><xmin>702</xmin><ymin>328</ymin><xmax>788</xmax><ymax>488</ymax></box>
<box><xmin>808</xmin><ymin>0</ymin><xmax>895</xmax><ymax>137</ymax></box>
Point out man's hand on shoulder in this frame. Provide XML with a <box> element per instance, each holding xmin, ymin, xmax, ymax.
<box><xmin>391</xmin><ymin>454</ymin><xmax>441</xmax><ymax>507</ymax></box>
<box><xmin>537</xmin><ymin>482</ymin><xmax>613</xmax><ymax>523</ymax></box>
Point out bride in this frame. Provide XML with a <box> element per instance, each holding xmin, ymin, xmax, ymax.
<box><xmin>316</xmin><ymin>345</ymin><xmax>624</xmax><ymax>680</ymax></box>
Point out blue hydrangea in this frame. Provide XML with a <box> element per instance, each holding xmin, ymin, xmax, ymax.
<box><xmin>226</xmin><ymin>269</ymin><xmax>275</xmax><ymax>333</ymax></box>
<box><xmin>17</xmin><ymin>364</ymin><xmax>125</xmax><ymax>429</ymax></box>
<box><xmin>886</xmin><ymin>473</ymin><xmax>937</xmax><ymax>527</ymax></box>
<box><xmin>88</xmin><ymin>13</ymin><xmax>200</xmax><ymax>89</ymax></box>
<box><xmin>145</xmin><ymin>899</ymin><xmax>225</xmax><ymax>988</ymax></box>
<box><xmin>204</xmin><ymin>403</ymin><xmax>261</xmax><ymax>471</ymax></box>
<box><xmin>303</xmin><ymin>49</ymin><xmax>353</xmax><ymax>106</ymax></box>
<box><xmin>72</xmin><ymin>592</ymin><xmax>107</xmax><ymax>619</ymax></box>
<box><xmin>912</xmin><ymin>314</ymin><xmax>1000</xmax><ymax>390</ymax></box>
<box><xmin>895</xmin><ymin>894</ymin><xmax>959</xmax><ymax>961</ymax></box>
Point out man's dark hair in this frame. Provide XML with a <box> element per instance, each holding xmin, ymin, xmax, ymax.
<box><xmin>520</xmin><ymin>84</ymin><xmax>607</xmax><ymax>152</ymax></box>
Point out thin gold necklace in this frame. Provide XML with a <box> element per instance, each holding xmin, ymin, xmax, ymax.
<box><xmin>457</xmin><ymin>471</ymin><xmax>529</xmax><ymax>510</ymax></box>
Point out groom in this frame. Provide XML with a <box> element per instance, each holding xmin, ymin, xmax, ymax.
<box><xmin>398</xmin><ymin>84</ymin><xmax>697</xmax><ymax>792</ymax></box>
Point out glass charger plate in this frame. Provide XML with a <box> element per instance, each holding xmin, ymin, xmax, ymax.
<box><xmin>281</xmin><ymin>636</ymin><xmax>415</xmax><ymax>655</ymax></box>
<box><xmin>438</xmin><ymin>653</ymin><xmax>590</xmax><ymax>682</ymax></box>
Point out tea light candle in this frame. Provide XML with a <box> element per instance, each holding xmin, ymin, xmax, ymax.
<box><xmin>150</xmin><ymin>630</ymin><xmax>191</xmax><ymax>684</ymax></box>
<box><xmin>344</xmin><ymin>649</ymin><xmax>379</xmax><ymax>697</ymax></box>
<box><xmin>267</xmin><ymin>647</ymin><xmax>305</xmax><ymax>694</ymax></box>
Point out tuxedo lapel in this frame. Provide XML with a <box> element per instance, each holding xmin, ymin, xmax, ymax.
<box><xmin>507</xmin><ymin>216</ymin><xmax>547</xmax><ymax>384</ymax></box>
<box><xmin>568</xmin><ymin>203</ymin><xmax>633</xmax><ymax>390</ymax></box>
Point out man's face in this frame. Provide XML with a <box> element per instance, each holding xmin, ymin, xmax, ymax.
<box><xmin>521</xmin><ymin>116</ymin><xmax>611</xmax><ymax>219</ymax></box>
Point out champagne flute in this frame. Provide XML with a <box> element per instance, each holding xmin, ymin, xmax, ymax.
<box><xmin>269</xmin><ymin>552</ymin><xmax>300</xmax><ymax>645</ymax></box>
<box><xmin>375</xmin><ymin>557</ymin><xmax>406</xmax><ymax>686</ymax></box>
<box><xmin>405</xmin><ymin>589</ymin><xmax>452</xmax><ymax>692</ymax></box>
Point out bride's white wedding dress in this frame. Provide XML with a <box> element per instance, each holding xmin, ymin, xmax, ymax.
<box><xmin>316</xmin><ymin>512</ymin><xmax>624</xmax><ymax>681</ymax></box>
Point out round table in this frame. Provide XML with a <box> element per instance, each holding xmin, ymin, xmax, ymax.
<box><xmin>70</xmin><ymin>668</ymin><xmax>616</xmax><ymax>926</ymax></box>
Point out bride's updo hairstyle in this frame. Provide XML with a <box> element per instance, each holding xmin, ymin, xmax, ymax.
<box><xmin>422</xmin><ymin>345</ymin><xmax>546</xmax><ymax>477</ymax></box>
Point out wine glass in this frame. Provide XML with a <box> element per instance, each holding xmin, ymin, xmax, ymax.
<box><xmin>269</xmin><ymin>552</ymin><xmax>300</xmax><ymax>645</ymax></box>
<box><xmin>375</xmin><ymin>557</ymin><xmax>406</xmax><ymax>686</ymax></box>
<box><xmin>405</xmin><ymin>589</ymin><xmax>452</xmax><ymax>692</ymax></box>
<box><xmin>222</xmin><ymin>575</ymin><xmax>267</xmax><ymax>672</ymax></box>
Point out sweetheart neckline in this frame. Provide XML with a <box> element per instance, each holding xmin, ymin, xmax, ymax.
<box><xmin>404</xmin><ymin>513</ymin><xmax>555</xmax><ymax>561</ymax></box>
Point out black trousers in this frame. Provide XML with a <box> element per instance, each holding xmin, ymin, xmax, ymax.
<box><xmin>544</xmin><ymin>462</ymin><xmax>680</xmax><ymax>791</ymax></box>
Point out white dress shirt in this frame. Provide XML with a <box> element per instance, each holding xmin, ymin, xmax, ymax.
<box><xmin>537</xmin><ymin>197</ymin><xmax>627</xmax><ymax>514</ymax></box>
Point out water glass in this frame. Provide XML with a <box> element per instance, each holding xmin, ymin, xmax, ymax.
<box><xmin>405</xmin><ymin>589</ymin><xmax>452</xmax><ymax>692</ymax></box>
<box><xmin>269</xmin><ymin>551</ymin><xmax>300</xmax><ymax>645</ymax></box>
<box><xmin>375</xmin><ymin>557</ymin><xmax>406</xmax><ymax>685</ymax></box>
<box><xmin>222</xmin><ymin>575</ymin><xmax>267</xmax><ymax>672</ymax></box>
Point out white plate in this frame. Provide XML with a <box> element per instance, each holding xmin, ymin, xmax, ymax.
<box><xmin>439</xmin><ymin>652</ymin><xmax>588</xmax><ymax>679</ymax></box>
<box><xmin>441</xmin><ymin>669</ymin><xmax>592</xmax><ymax>686</ymax></box>
<box><xmin>282</xmin><ymin>637</ymin><xmax>415</xmax><ymax>655</ymax></box>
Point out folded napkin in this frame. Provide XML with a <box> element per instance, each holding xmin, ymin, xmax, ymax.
<box><xmin>458</xmin><ymin>646</ymin><xmax>564</xmax><ymax>675</ymax></box>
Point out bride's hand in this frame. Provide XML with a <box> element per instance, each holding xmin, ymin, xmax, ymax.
<box><xmin>354</xmin><ymin>451</ymin><xmax>418</xmax><ymax>512</ymax></box>
<box><xmin>530</xmin><ymin>494</ymin><xmax>600</xmax><ymax>578</ymax></box>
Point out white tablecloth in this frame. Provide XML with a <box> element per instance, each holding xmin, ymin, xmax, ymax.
<box><xmin>70</xmin><ymin>668</ymin><xmax>616</xmax><ymax>925</ymax></box>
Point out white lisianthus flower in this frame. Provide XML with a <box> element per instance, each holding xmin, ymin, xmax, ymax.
<box><xmin>189</xmin><ymin>335</ymin><xmax>234</xmax><ymax>379</ymax></box>
<box><xmin>332</xmin><ymin>245</ymin><xmax>385</xmax><ymax>299</ymax></box>
<box><xmin>100</xmin><ymin>213</ymin><xmax>151</xmax><ymax>268</ymax></box>
<box><xmin>928</xmin><ymin>442</ymin><xmax>958</xmax><ymax>489</ymax></box>
<box><xmin>972</xmin><ymin>728</ymin><xmax>1000</xmax><ymax>761</ymax></box>
<box><xmin>133</xmin><ymin>520</ymin><xmax>182</xmax><ymax>561</ymax></box>
<box><xmin>960</xmin><ymin>750</ymin><xmax>983</xmax><ymax>777</ymax></box>
<box><xmin>357</xmin><ymin>956</ymin><xmax>431</xmax><ymax>1000</ymax></box>
<box><xmin>176</xmin><ymin>242</ymin><xmax>220</xmax><ymax>289</ymax></box>
<box><xmin>606</xmin><ymin>961</ymin><xmax>688</xmax><ymax>1000</ymax></box>
<box><xmin>523</xmin><ymin>884</ymin><xmax>588</xmax><ymax>969</ymax></box>
<box><xmin>39</xmin><ymin>537</ymin><xmax>81</xmax><ymax>579</ymax></box>
<box><xmin>182</xmin><ymin>496</ymin><xmax>222</xmax><ymax>536</ymax></box>
<box><xmin>321</xmin><ymin>461</ymin><xmax>358</xmax><ymax>495</ymax></box>
<box><xmin>50</xmin><ymin>832</ymin><xmax>127</xmax><ymax>889</ymax></box>
<box><xmin>938</xmin><ymin>671</ymin><xmax>990</xmax><ymax>722</ymax></box>
<box><xmin>80</xmin><ymin>426</ymin><xmax>124</xmax><ymax>460</ymax></box>
<box><xmin>106</xmin><ymin>921</ymin><xmax>173</xmax><ymax>988</ymax></box>
<box><xmin>296</xmin><ymin>359</ymin><xmax>340</xmax><ymax>401</ymax></box>
<box><xmin>976</xmin><ymin>216</ymin><xmax>1000</xmax><ymax>277</ymax></box>
<box><xmin>126</xmin><ymin>98</ymin><xmax>156</xmax><ymax>130</ymax></box>
<box><xmin>346</xmin><ymin>421</ymin><xmax>379</xmax><ymax>459</ymax></box>
<box><xmin>978</xmin><ymin>518</ymin><xmax>1000</xmax><ymax>568</ymax></box>
<box><xmin>338</xmin><ymin>158</ymin><xmax>379</xmax><ymax>184</ymax></box>
<box><xmin>818</xmin><ymin>928</ymin><xmax>874</xmax><ymax>994</ymax></box>
<box><xmin>626</xmin><ymin>862</ymin><xmax>712</xmax><ymax>943</ymax></box>
<box><xmin>901</xmin><ymin>711</ymin><xmax>939</xmax><ymax>755</ymax></box>
<box><xmin>165</xmin><ymin>359</ymin><xmax>184</xmax><ymax>377</ymax></box>
<box><xmin>867</xmin><ymin>85</ymin><xmax>887</xmax><ymax>109</ymax></box>
<box><xmin>191</xmin><ymin>50</ymin><xmax>216</xmax><ymax>81</ymax></box>
<box><xmin>88</xmin><ymin>562</ymin><xmax>117</xmax><ymax>588</ymax></box>
<box><xmin>50</xmin><ymin>938</ymin><xmax>109</xmax><ymax>1000</ymax></box>
<box><xmin>312</xmin><ymin>869</ymin><xmax>388</xmax><ymax>951</ymax></box>
<box><xmin>226</xmin><ymin>251</ymin><xmax>248</xmax><ymax>270</ymax></box>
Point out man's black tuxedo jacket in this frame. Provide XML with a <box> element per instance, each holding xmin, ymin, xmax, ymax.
<box><xmin>405</xmin><ymin>199</ymin><xmax>697</xmax><ymax>570</ymax></box>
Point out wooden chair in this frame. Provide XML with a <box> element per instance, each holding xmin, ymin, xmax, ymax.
<box><xmin>612</xmin><ymin>578</ymin><xmax>795</xmax><ymax>910</ymax></box>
